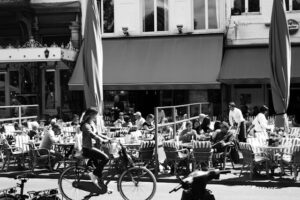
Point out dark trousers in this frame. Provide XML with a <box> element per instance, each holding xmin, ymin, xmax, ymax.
<box><xmin>238</xmin><ymin>121</ymin><xmax>246</xmax><ymax>142</ymax></box>
<box><xmin>82</xmin><ymin>147</ymin><xmax>109</xmax><ymax>178</ymax></box>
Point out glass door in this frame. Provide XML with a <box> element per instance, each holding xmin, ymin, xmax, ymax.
<box><xmin>43</xmin><ymin>69</ymin><xmax>57</xmax><ymax>116</ymax></box>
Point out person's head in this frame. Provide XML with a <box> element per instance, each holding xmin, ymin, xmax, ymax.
<box><xmin>214</xmin><ymin>121</ymin><xmax>221</xmax><ymax>131</ymax></box>
<box><xmin>83</xmin><ymin>107</ymin><xmax>98</xmax><ymax>124</ymax></box>
<box><xmin>199</xmin><ymin>113</ymin><xmax>208</xmax><ymax>123</ymax></box>
<box><xmin>51</xmin><ymin>124</ymin><xmax>61</xmax><ymax>135</ymax></box>
<box><xmin>146</xmin><ymin>114</ymin><xmax>154</xmax><ymax>122</ymax></box>
<box><xmin>114</xmin><ymin>95</ymin><xmax>120</xmax><ymax>102</ymax></box>
<box><xmin>72</xmin><ymin>114</ymin><xmax>80</xmax><ymax>124</ymax></box>
<box><xmin>124</xmin><ymin>115</ymin><xmax>131</xmax><ymax>123</ymax></box>
<box><xmin>201</xmin><ymin>117</ymin><xmax>211</xmax><ymax>128</ymax></box>
<box><xmin>220</xmin><ymin>121</ymin><xmax>230</xmax><ymax>133</ymax></box>
<box><xmin>229</xmin><ymin>102</ymin><xmax>236</xmax><ymax>111</ymax></box>
<box><xmin>260</xmin><ymin>105</ymin><xmax>269</xmax><ymax>115</ymax></box>
<box><xmin>186</xmin><ymin>121</ymin><xmax>193</xmax><ymax>131</ymax></box>
<box><xmin>193</xmin><ymin>120</ymin><xmax>201</xmax><ymax>129</ymax></box>
<box><xmin>134</xmin><ymin>111</ymin><xmax>142</xmax><ymax>120</ymax></box>
<box><xmin>31</xmin><ymin>122</ymin><xmax>39</xmax><ymax>131</ymax></box>
<box><xmin>119</xmin><ymin>112</ymin><xmax>124</xmax><ymax>120</ymax></box>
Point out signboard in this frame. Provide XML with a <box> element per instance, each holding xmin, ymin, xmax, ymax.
<box><xmin>288</xmin><ymin>19</ymin><xmax>299</xmax><ymax>35</ymax></box>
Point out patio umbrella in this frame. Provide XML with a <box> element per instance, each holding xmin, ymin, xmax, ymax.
<box><xmin>269</xmin><ymin>0</ymin><xmax>291</xmax><ymax>130</ymax></box>
<box><xmin>74</xmin><ymin>0</ymin><xmax>104</xmax><ymax>131</ymax></box>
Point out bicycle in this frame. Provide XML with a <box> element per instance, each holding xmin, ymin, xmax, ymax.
<box><xmin>0</xmin><ymin>174</ymin><xmax>60</xmax><ymax>200</ymax></box>
<box><xmin>169</xmin><ymin>170</ymin><xmax>231</xmax><ymax>200</ymax></box>
<box><xmin>58</xmin><ymin>142</ymin><xmax>157</xmax><ymax>200</ymax></box>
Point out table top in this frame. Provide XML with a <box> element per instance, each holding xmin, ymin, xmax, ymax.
<box><xmin>180</xmin><ymin>143</ymin><xmax>193</xmax><ymax>149</ymax></box>
<box><xmin>257</xmin><ymin>145</ymin><xmax>288</xmax><ymax>150</ymax></box>
<box><xmin>122</xmin><ymin>143</ymin><xmax>141</xmax><ymax>147</ymax></box>
<box><xmin>54</xmin><ymin>142</ymin><xmax>75</xmax><ymax>146</ymax></box>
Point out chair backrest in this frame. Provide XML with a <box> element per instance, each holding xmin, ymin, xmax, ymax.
<box><xmin>289</xmin><ymin>128</ymin><xmax>300</xmax><ymax>138</ymax></box>
<box><xmin>292</xmin><ymin>146</ymin><xmax>300</xmax><ymax>165</ymax></box>
<box><xmin>239</xmin><ymin>142</ymin><xmax>254</xmax><ymax>163</ymax></box>
<box><xmin>163</xmin><ymin>140</ymin><xmax>180</xmax><ymax>160</ymax></box>
<box><xmin>247</xmin><ymin>137</ymin><xmax>265</xmax><ymax>154</ymax></box>
<box><xmin>15</xmin><ymin>134</ymin><xmax>30</xmax><ymax>152</ymax></box>
<box><xmin>139</xmin><ymin>141</ymin><xmax>155</xmax><ymax>161</ymax></box>
<box><xmin>281</xmin><ymin>138</ymin><xmax>300</xmax><ymax>155</ymax></box>
<box><xmin>3</xmin><ymin>124</ymin><xmax>15</xmax><ymax>136</ymax></box>
<box><xmin>192</xmin><ymin>141</ymin><xmax>212</xmax><ymax>161</ymax></box>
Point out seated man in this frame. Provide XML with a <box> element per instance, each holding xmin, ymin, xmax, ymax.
<box><xmin>179</xmin><ymin>121</ymin><xmax>197</xmax><ymax>143</ymax></box>
<box><xmin>39</xmin><ymin>123</ymin><xmax>63</xmax><ymax>169</ymax></box>
<box><xmin>211</xmin><ymin>121</ymin><xmax>235</xmax><ymax>153</ymax></box>
<box><xmin>113</xmin><ymin>112</ymin><xmax>125</xmax><ymax>128</ymax></box>
<box><xmin>142</xmin><ymin>114</ymin><xmax>155</xmax><ymax>137</ymax></box>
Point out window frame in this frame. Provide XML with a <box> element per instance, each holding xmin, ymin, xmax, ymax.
<box><xmin>286</xmin><ymin>0</ymin><xmax>300</xmax><ymax>12</ymax></box>
<box><xmin>141</xmin><ymin>0</ymin><xmax>170</xmax><ymax>33</ymax></box>
<box><xmin>231</xmin><ymin>0</ymin><xmax>261</xmax><ymax>15</ymax></box>
<box><xmin>192</xmin><ymin>0</ymin><xmax>220</xmax><ymax>31</ymax></box>
<box><xmin>98</xmin><ymin>0</ymin><xmax>116</xmax><ymax>36</ymax></box>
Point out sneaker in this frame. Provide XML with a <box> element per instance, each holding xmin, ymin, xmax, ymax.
<box><xmin>88</xmin><ymin>172</ymin><xmax>102</xmax><ymax>189</ymax></box>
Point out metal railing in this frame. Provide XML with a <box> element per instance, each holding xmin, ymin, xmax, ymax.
<box><xmin>0</xmin><ymin>104</ymin><xmax>39</xmax><ymax>124</ymax></box>
<box><xmin>153</xmin><ymin>102</ymin><xmax>211</xmax><ymax>176</ymax></box>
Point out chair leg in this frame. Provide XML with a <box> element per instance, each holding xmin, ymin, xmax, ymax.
<box><xmin>1</xmin><ymin>157</ymin><xmax>7</xmax><ymax>171</ymax></box>
<box><xmin>293</xmin><ymin>165</ymin><xmax>298</xmax><ymax>181</ymax></box>
<box><xmin>250</xmin><ymin>162</ymin><xmax>254</xmax><ymax>179</ymax></box>
<box><xmin>6</xmin><ymin>157</ymin><xmax>10</xmax><ymax>172</ymax></box>
<box><xmin>239</xmin><ymin>163</ymin><xmax>245</xmax><ymax>177</ymax></box>
<box><xmin>266</xmin><ymin>161</ymin><xmax>269</xmax><ymax>178</ymax></box>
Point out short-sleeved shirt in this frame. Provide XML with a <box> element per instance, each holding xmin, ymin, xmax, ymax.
<box><xmin>179</xmin><ymin>129</ymin><xmax>197</xmax><ymax>143</ymax></box>
<box><xmin>40</xmin><ymin>129</ymin><xmax>59</xmax><ymax>150</ymax></box>
<box><xmin>143</xmin><ymin>121</ymin><xmax>155</xmax><ymax>130</ymax></box>
<box><xmin>81</xmin><ymin>123</ymin><xmax>98</xmax><ymax>149</ymax></box>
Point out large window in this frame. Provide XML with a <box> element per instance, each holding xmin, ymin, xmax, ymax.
<box><xmin>194</xmin><ymin>0</ymin><xmax>219</xmax><ymax>30</ymax></box>
<box><xmin>232</xmin><ymin>0</ymin><xmax>260</xmax><ymax>15</ymax></box>
<box><xmin>99</xmin><ymin>0</ymin><xmax>114</xmax><ymax>33</ymax></box>
<box><xmin>286</xmin><ymin>0</ymin><xmax>300</xmax><ymax>11</ymax></box>
<box><xmin>143</xmin><ymin>0</ymin><xmax>169</xmax><ymax>32</ymax></box>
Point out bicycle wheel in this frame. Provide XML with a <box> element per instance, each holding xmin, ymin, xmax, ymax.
<box><xmin>118</xmin><ymin>166</ymin><xmax>156</xmax><ymax>200</ymax></box>
<box><xmin>0</xmin><ymin>194</ymin><xmax>17</xmax><ymax>200</ymax></box>
<box><xmin>58</xmin><ymin>166</ymin><xmax>91</xmax><ymax>200</ymax></box>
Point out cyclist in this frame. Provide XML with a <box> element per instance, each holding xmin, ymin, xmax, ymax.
<box><xmin>80</xmin><ymin>107</ymin><xmax>111</xmax><ymax>189</ymax></box>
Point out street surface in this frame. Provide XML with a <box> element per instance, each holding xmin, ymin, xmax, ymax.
<box><xmin>0</xmin><ymin>178</ymin><xmax>300</xmax><ymax>200</ymax></box>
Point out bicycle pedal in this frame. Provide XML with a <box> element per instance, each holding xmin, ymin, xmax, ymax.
<box><xmin>107</xmin><ymin>188</ymin><xmax>113</xmax><ymax>194</ymax></box>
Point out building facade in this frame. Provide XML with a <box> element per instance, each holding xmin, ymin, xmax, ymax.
<box><xmin>219</xmin><ymin>0</ymin><xmax>300</xmax><ymax>117</ymax></box>
<box><xmin>70</xmin><ymin>0</ymin><xmax>227</xmax><ymax>118</ymax></box>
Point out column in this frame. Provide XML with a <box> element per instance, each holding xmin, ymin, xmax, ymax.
<box><xmin>69</xmin><ymin>21</ymin><xmax>81</xmax><ymax>49</ymax></box>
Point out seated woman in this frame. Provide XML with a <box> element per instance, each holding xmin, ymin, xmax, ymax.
<box><xmin>193</xmin><ymin>120</ymin><xmax>201</xmax><ymax>135</ymax></box>
<box><xmin>122</xmin><ymin>115</ymin><xmax>133</xmax><ymax>128</ymax></box>
<box><xmin>200</xmin><ymin>117</ymin><xmax>212</xmax><ymax>134</ymax></box>
<box><xmin>143</xmin><ymin>114</ymin><xmax>155</xmax><ymax>136</ymax></box>
<box><xmin>179</xmin><ymin>121</ymin><xmax>197</xmax><ymax>143</ymax></box>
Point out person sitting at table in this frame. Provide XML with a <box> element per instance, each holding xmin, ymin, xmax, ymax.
<box><xmin>193</xmin><ymin>120</ymin><xmax>201</xmax><ymax>135</ymax></box>
<box><xmin>143</xmin><ymin>114</ymin><xmax>155</xmax><ymax>135</ymax></box>
<box><xmin>211</xmin><ymin>122</ymin><xmax>235</xmax><ymax>153</ymax></box>
<box><xmin>200</xmin><ymin>117</ymin><xmax>213</xmax><ymax>134</ymax></box>
<box><xmin>113</xmin><ymin>112</ymin><xmax>125</xmax><ymax>128</ymax></box>
<box><xmin>122</xmin><ymin>115</ymin><xmax>133</xmax><ymax>128</ymax></box>
<box><xmin>179</xmin><ymin>121</ymin><xmax>197</xmax><ymax>143</ymax></box>
<box><xmin>161</xmin><ymin>119</ymin><xmax>174</xmax><ymax>139</ymax></box>
<box><xmin>28</xmin><ymin>123</ymin><xmax>39</xmax><ymax>140</ymax></box>
<box><xmin>134</xmin><ymin>111</ymin><xmax>146</xmax><ymax>130</ymax></box>
<box><xmin>71</xmin><ymin>114</ymin><xmax>80</xmax><ymax>126</ymax></box>
<box><xmin>39</xmin><ymin>123</ymin><xmax>63</xmax><ymax>169</ymax></box>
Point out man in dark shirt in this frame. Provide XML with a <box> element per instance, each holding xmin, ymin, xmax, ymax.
<box><xmin>212</xmin><ymin>122</ymin><xmax>234</xmax><ymax>152</ymax></box>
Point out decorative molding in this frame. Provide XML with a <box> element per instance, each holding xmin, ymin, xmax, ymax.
<box><xmin>22</xmin><ymin>37</ymin><xmax>43</xmax><ymax>48</ymax></box>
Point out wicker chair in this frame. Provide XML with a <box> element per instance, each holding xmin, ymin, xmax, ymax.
<box><xmin>1</xmin><ymin>140</ymin><xmax>24</xmax><ymax>171</ymax></box>
<box><xmin>192</xmin><ymin>141</ymin><xmax>213</xmax><ymax>170</ymax></box>
<box><xmin>163</xmin><ymin>140</ymin><xmax>190</xmax><ymax>175</ymax></box>
<box><xmin>239</xmin><ymin>142</ymin><xmax>269</xmax><ymax>179</ymax></box>
<box><xmin>27</xmin><ymin>142</ymin><xmax>53</xmax><ymax>173</ymax></box>
<box><xmin>139</xmin><ymin>141</ymin><xmax>155</xmax><ymax>167</ymax></box>
<box><xmin>281</xmin><ymin>145</ymin><xmax>300</xmax><ymax>180</ymax></box>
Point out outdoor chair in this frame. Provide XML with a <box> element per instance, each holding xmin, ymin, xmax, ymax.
<box><xmin>246</xmin><ymin>137</ymin><xmax>266</xmax><ymax>155</ymax></box>
<box><xmin>27</xmin><ymin>142</ymin><xmax>53</xmax><ymax>173</ymax></box>
<box><xmin>239</xmin><ymin>142</ymin><xmax>269</xmax><ymax>179</ymax></box>
<box><xmin>163</xmin><ymin>140</ymin><xmax>190</xmax><ymax>175</ymax></box>
<box><xmin>289</xmin><ymin>128</ymin><xmax>300</xmax><ymax>138</ymax></box>
<box><xmin>191</xmin><ymin>141</ymin><xmax>213</xmax><ymax>171</ymax></box>
<box><xmin>1</xmin><ymin>139</ymin><xmax>25</xmax><ymax>172</ymax></box>
<box><xmin>138</xmin><ymin>141</ymin><xmax>155</xmax><ymax>167</ymax></box>
<box><xmin>3</xmin><ymin>124</ymin><xmax>15</xmax><ymax>137</ymax></box>
<box><xmin>280</xmin><ymin>146</ymin><xmax>300</xmax><ymax>180</ymax></box>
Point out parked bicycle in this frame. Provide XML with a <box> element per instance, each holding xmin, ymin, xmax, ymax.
<box><xmin>0</xmin><ymin>174</ymin><xmax>60</xmax><ymax>200</ymax></box>
<box><xmin>169</xmin><ymin>170</ymin><xmax>231</xmax><ymax>200</ymax></box>
<box><xmin>58</xmin><ymin>142</ymin><xmax>157</xmax><ymax>200</ymax></box>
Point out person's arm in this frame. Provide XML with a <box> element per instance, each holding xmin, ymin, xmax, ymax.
<box><xmin>179</xmin><ymin>130</ymin><xmax>186</xmax><ymax>141</ymax></box>
<box><xmin>229</xmin><ymin>111</ymin><xmax>233</xmax><ymax>126</ymax></box>
<box><xmin>258</xmin><ymin>114</ymin><xmax>268</xmax><ymax>129</ymax></box>
<box><xmin>49</xmin><ymin>131</ymin><xmax>59</xmax><ymax>143</ymax></box>
<box><xmin>82</xmin><ymin>124</ymin><xmax>104</xmax><ymax>142</ymax></box>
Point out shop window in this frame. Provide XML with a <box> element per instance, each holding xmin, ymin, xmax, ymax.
<box><xmin>99</xmin><ymin>0</ymin><xmax>114</xmax><ymax>33</ymax></box>
<box><xmin>142</xmin><ymin>0</ymin><xmax>169</xmax><ymax>32</ymax></box>
<box><xmin>286</xmin><ymin>0</ymin><xmax>300</xmax><ymax>11</ymax></box>
<box><xmin>194</xmin><ymin>0</ymin><xmax>219</xmax><ymax>30</ymax></box>
<box><xmin>45</xmin><ymin>71</ymin><xmax>55</xmax><ymax>110</ymax></box>
<box><xmin>60</xmin><ymin>70</ymin><xmax>72</xmax><ymax>110</ymax></box>
<box><xmin>232</xmin><ymin>0</ymin><xmax>260</xmax><ymax>15</ymax></box>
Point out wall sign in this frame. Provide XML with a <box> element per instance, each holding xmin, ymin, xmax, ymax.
<box><xmin>288</xmin><ymin>19</ymin><xmax>299</xmax><ymax>35</ymax></box>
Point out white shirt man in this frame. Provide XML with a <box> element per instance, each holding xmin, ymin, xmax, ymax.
<box><xmin>229</xmin><ymin>106</ymin><xmax>245</xmax><ymax>127</ymax></box>
<box><xmin>134</xmin><ymin>112</ymin><xmax>145</xmax><ymax>130</ymax></box>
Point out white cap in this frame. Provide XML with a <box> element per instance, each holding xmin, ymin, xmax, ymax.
<box><xmin>134</xmin><ymin>112</ymin><xmax>142</xmax><ymax>116</ymax></box>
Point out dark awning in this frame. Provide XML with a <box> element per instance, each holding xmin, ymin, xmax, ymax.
<box><xmin>219</xmin><ymin>47</ymin><xmax>300</xmax><ymax>84</ymax></box>
<box><xmin>69</xmin><ymin>34</ymin><xmax>223</xmax><ymax>90</ymax></box>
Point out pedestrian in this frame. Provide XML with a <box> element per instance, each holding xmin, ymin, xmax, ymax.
<box><xmin>228</xmin><ymin>102</ymin><xmax>246</xmax><ymax>142</ymax></box>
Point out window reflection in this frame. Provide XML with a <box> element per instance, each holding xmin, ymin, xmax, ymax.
<box><xmin>103</xmin><ymin>0</ymin><xmax>114</xmax><ymax>33</ymax></box>
<box><xmin>293</xmin><ymin>0</ymin><xmax>300</xmax><ymax>10</ymax></box>
<box><xmin>143</xmin><ymin>0</ymin><xmax>155</xmax><ymax>32</ymax></box>
<box><xmin>208</xmin><ymin>0</ymin><xmax>218</xmax><ymax>29</ymax></box>
<box><xmin>157</xmin><ymin>0</ymin><xmax>169</xmax><ymax>31</ymax></box>
<box><xmin>45</xmin><ymin>71</ymin><xmax>55</xmax><ymax>109</ymax></box>
<box><xmin>248</xmin><ymin>0</ymin><xmax>260</xmax><ymax>12</ymax></box>
<box><xmin>194</xmin><ymin>0</ymin><xmax>206</xmax><ymax>30</ymax></box>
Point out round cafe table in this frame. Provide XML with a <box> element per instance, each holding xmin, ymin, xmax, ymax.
<box><xmin>54</xmin><ymin>142</ymin><xmax>75</xmax><ymax>169</ymax></box>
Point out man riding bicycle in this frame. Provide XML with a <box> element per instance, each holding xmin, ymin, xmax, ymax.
<box><xmin>80</xmin><ymin>107</ymin><xmax>111</xmax><ymax>189</ymax></box>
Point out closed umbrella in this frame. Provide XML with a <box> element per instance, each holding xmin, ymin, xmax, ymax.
<box><xmin>269</xmin><ymin>0</ymin><xmax>291</xmax><ymax>130</ymax></box>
